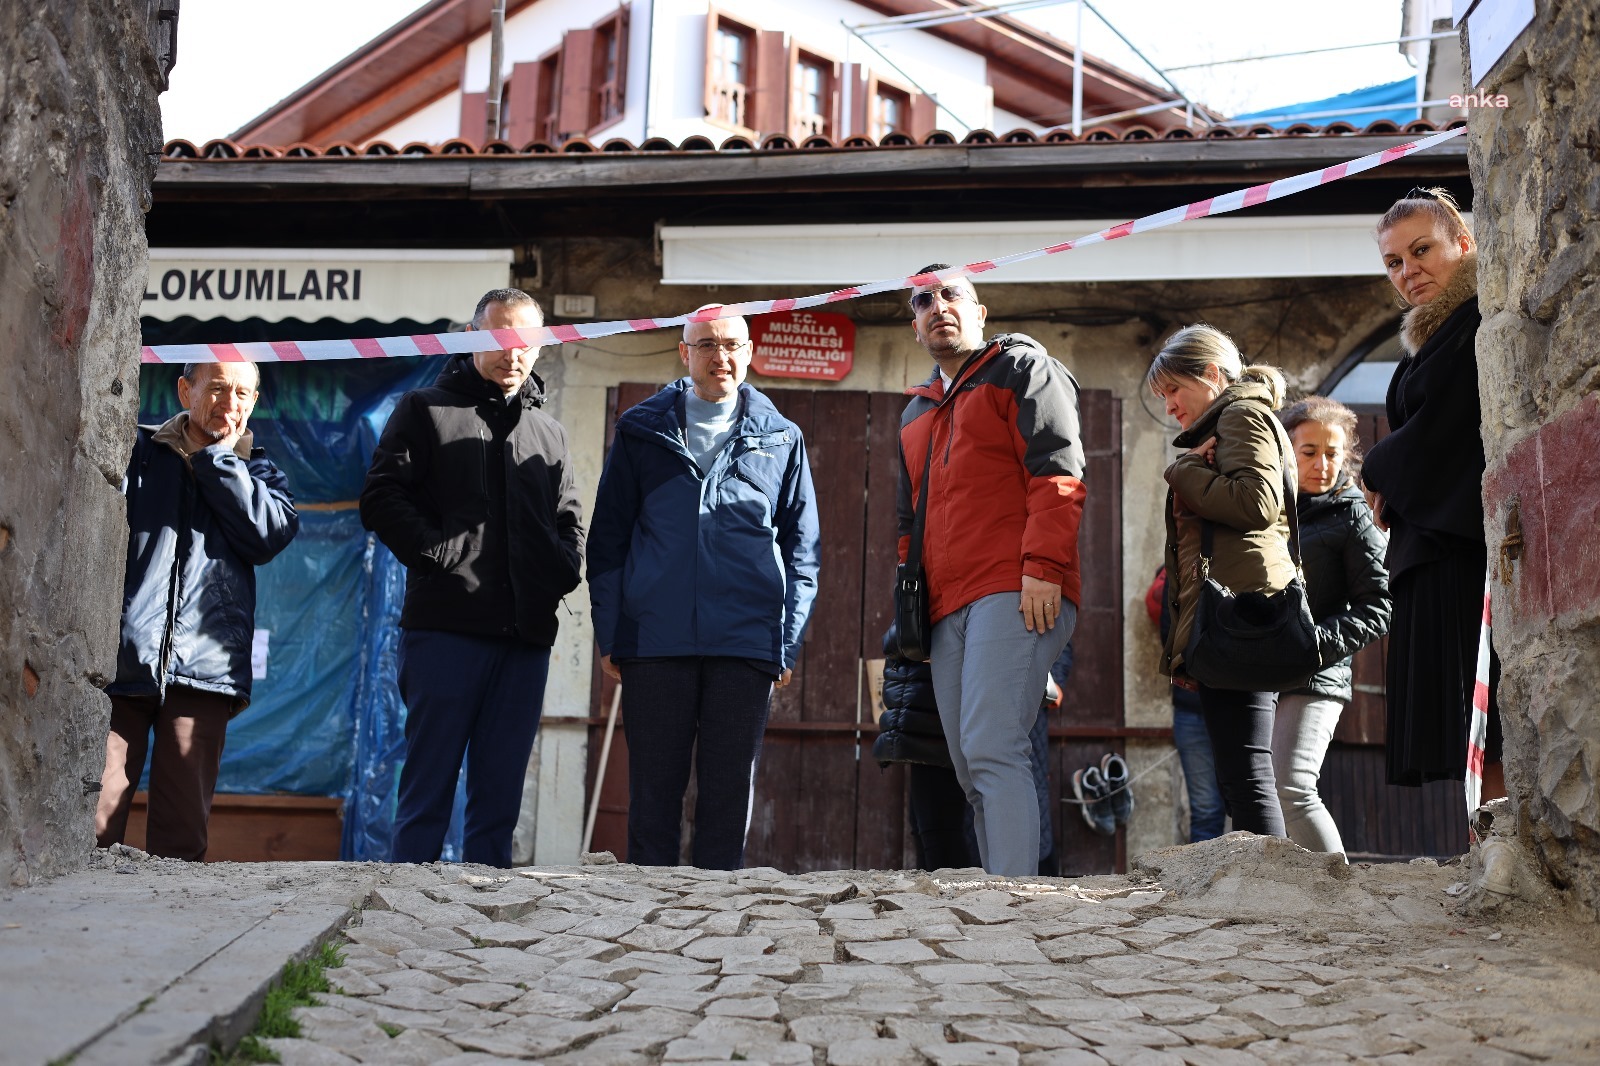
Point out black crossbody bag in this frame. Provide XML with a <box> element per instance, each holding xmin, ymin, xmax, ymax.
<box><xmin>893</xmin><ymin>439</ymin><xmax>936</xmax><ymax>663</ymax></box>
<box><xmin>1182</xmin><ymin>451</ymin><xmax>1321</xmax><ymax>692</ymax></box>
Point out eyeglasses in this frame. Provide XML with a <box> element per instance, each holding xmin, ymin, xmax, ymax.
<box><xmin>909</xmin><ymin>285</ymin><xmax>973</xmax><ymax>313</ymax></box>
<box><xmin>687</xmin><ymin>339</ymin><xmax>751</xmax><ymax>354</ymax></box>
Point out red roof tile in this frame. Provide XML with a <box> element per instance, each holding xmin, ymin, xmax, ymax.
<box><xmin>161</xmin><ymin>120</ymin><xmax>1466</xmax><ymax>162</ymax></box>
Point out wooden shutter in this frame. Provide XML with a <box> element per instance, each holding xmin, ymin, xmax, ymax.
<box><xmin>909</xmin><ymin>92</ymin><xmax>936</xmax><ymax>138</ymax></box>
<box><xmin>557</xmin><ymin>28</ymin><xmax>597</xmax><ymax>138</ymax></box>
<box><xmin>506</xmin><ymin>62</ymin><xmax>540</xmax><ymax>145</ymax></box>
<box><xmin>751</xmin><ymin>28</ymin><xmax>788</xmax><ymax>137</ymax></box>
<box><xmin>459</xmin><ymin>91</ymin><xmax>487</xmax><ymax>142</ymax></box>
<box><xmin>605</xmin><ymin>8</ymin><xmax>630</xmax><ymax>126</ymax></box>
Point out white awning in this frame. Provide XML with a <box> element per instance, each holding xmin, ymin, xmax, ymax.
<box><xmin>143</xmin><ymin>248</ymin><xmax>513</xmax><ymax>323</ymax></box>
<box><xmin>660</xmin><ymin>217</ymin><xmax>1395</xmax><ymax>285</ymax></box>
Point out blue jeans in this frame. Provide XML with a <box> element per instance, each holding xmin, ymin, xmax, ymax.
<box><xmin>1172</xmin><ymin>695</ymin><xmax>1226</xmax><ymax>842</ymax></box>
<box><xmin>1030</xmin><ymin>704</ymin><xmax>1056</xmax><ymax>872</ymax></box>
<box><xmin>618</xmin><ymin>657</ymin><xmax>774</xmax><ymax>870</ymax></box>
<box><xmin>392</xmin><ymin>630</ymin><xmax>550</xmax><ymax>867</ymax></box>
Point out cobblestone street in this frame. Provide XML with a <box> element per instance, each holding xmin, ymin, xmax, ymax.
<box><xmin>256</xmin><ymin>835</ymin><xmax>1600</xmax><ymax>1065</ymax></box>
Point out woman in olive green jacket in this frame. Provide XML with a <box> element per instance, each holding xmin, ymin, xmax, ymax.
<box><xmin>1150</xmin><ymin>324</ymin><xmax>1294</xmax><ymax>837</ymax></box>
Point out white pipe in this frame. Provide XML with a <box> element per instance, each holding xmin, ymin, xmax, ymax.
<box><xmin>1071</xmin><ymin>0</ymin><xmax>1083</xmax><ymax>136</ymax></box>
<box><xmin>581</xmin><ymin>683</ymin><xmax>624</xmax><ymax>855</ymax></box>
<box><xmin>1165</xmin><ymin>31</ymin><xmax>1458</xmax><ymax>71</ymax></box>
<box><xmin>486</xmin><ymin>0</ymin><xmax>506</xmax><ymax>143</ymax></box>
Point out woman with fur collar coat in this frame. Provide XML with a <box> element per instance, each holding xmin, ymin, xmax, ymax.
<box><xmin>1362</xmin><ymin>187</ymin><xmax>1501</xmax><ymax>794</ymax></box>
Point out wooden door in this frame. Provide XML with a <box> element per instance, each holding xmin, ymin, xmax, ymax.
<box><xmin>586</xmin><ymin>384</ymin><xmax>1127</xmax><ymax>873</ymax></box>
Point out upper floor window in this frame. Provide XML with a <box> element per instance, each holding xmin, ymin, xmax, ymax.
<box><xmin>536</xmin><ymin>51</ymin><xmax>562</xmax><ymax>143</ymax></box>
<box><xmin>593</xmin><ymin>10</ymin><xmax>627</xmax><ymax>127</ymax></box>
<box><xmin>791</xmin><ymin>52</ymin><xmax>835</xmax><ymax>140</ymax></box>
<box><xmin>710</xmin><ymin>21</ymin><xmax>753</xmax><ymax>128</ymax></box>
<box><xmin>503</xmin><ymin>5</ymin><xmax>629</xmax><ymax>146</ymax></box>
<box><xmin>873</xmin><ymin>85</ymin><xmax>910</xmax><ymax>139</ymax></box>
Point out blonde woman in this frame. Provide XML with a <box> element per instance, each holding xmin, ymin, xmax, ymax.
<box><xmin>1276</xmin><ymin>397</ymin><xmax>1391</xmax><ymax>855</ymax></box>
<box><xmin>1150</xmin><ymin>324</ymin><xmax>1293</xmax><ymax>837</ymax></box>
<box><xmin>1362</xmin><ymin>187</ymin><xmax>1501</xmax><ymax>795</ymax></box>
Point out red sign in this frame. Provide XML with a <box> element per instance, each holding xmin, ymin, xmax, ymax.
<box><xmin>750</xmin><ymin>310</ymin><xmax>855</xmax><ymax>382</ymax></box>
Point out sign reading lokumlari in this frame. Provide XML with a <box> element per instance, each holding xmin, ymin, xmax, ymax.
<box><xmin>141</xmin><ymin>248</ymin><xmax>514</xmax><ymax>324</ymax></box>
<box><xmin>750</xmin><ymin>311</ymin><xmax>855</xmax><ymax>382</ymax></box>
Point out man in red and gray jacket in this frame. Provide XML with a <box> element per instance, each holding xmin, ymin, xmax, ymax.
<box><xmin>897</xmin><ymin>263</ymin><xmax>1087</xmax><ymax>876</ymax></box>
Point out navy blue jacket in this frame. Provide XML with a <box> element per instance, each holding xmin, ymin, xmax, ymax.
<box><xmin>110</xmin><ymin>422</ymin><xmax>299</xmax><ymax>709</ymax></box>
<box><xmin>587</xmin><ymin>380</ymin><xmax>820</xmax><ymax>673</ymax></box>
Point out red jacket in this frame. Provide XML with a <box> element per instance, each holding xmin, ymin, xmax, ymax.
<box><xmin>897</xmin><ymin>334</ymin><xmax>1087</xmax><ymax>624</ymax></box>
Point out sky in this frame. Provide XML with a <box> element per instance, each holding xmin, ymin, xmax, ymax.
<box><xmin>159</xmin><ymin>0</ymin><xmax>1421</xmax><ymax>143</ymax></box>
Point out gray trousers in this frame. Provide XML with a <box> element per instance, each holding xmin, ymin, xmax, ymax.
<box><xmin>1272</xmin><ymin>693</ymin><xmax>1346</xmax><ymax>856</ymax></box>
<box><xmin>932</xmin><ymin>592</ymin><xmax>1074</xmax><ymax>876</ymax></box>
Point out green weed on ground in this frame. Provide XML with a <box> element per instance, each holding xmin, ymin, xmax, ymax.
<box><xmin>211</xmin><ymin>940</ymin><xmax>346</xmax><ymax>1065</ymax></box>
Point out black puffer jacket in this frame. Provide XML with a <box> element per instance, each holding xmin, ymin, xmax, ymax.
<box><xmin>360</xmin><ymin>355</ymin><xmax>585</xmax><ymax>646</ymax></box>
<box><xmin>1288</xmin><ymin>478</ymin><xmax>1392</xmax><ymax>701</ymax></box>
<box><xmin>873</xmin><ymin>626</ymin><xmax>952</xmax><ymax>768</ymax></box>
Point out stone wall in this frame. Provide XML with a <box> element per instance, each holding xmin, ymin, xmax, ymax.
<box><xmin>0</xmin><ymin>0</ymin><xmax>170</xmax><ymax>885</ymax></box>
<box><xmin>1467</xmin><ymin>0</ymin><xmax>1600</xmax><ymax>913</ymax></box>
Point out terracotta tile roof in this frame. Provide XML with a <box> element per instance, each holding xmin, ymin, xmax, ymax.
<box><xmin>162</xmin><ymin>120</ymin><xmax>1466</xmax><ymax>160</ymax></box>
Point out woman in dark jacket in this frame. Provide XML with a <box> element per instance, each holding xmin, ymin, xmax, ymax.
<box><xmin>1150</xmin><ymin>324</ymin><xmax>1294</xmax><ymax>837</ymax></box>
<box><xmin>1362</xmin><ymin>187</ymin><xmax>1501</xmax><ymax>794</ymax></box>
<box><xmin>1274</xmin><ymin>397</ymin><xmax>1391</xmax><ymax>856</ymax></box>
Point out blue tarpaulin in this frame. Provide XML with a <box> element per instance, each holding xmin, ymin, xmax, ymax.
<box><xmin>1232</xmin><ymin>77</ymin><xmax>1421</xmax><ymax>129</ymax></box>
<box><xmin>136</xmin><ymin>340</ymin><xmax>467</xmax><ymax>860</ymax></box>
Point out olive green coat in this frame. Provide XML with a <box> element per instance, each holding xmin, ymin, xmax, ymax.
<box><xmin>1160</xmin><ymin>381</ymin><xmax>1298</xmax><ymax>680</ymax></box>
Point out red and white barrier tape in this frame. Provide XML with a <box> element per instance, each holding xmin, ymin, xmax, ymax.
<box><xmin>1466</xmin><ymin>575</ymin><xmax>1493</xmax><ymax>835</ymax></box>
<box><xmin>141</xmin><ymin>126</ymin><xmax>1466</xmax><ymax>364</ymax></box>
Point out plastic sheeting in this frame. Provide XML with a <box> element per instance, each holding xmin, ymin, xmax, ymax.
<box><xmin>340</xmin><ymin>534</ymin><xmax>467</xmax><ymax>861</ymax></box>
<box><xmin>135</xmin><ymin>349</ymin><xmax>465</xmax><ymax>860</ymax></box>
<box><xmin>1232</xmin><ymin>77</ymin><xmax>1421</xmax><ymax>130</ymax></box>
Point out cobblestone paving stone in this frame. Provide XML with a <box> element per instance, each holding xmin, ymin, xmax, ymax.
<box><xmin>268</xmin><ymin>837</ymin><xmax>1600</xmax><ymax>1065</ymax></box>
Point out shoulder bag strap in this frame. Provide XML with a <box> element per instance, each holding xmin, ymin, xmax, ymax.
<box><xmin>906</xmin><ymin>430</ymin><xmax>935</xmax><ymax>573</ymax></box>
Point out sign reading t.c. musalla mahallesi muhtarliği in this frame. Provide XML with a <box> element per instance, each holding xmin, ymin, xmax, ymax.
<box><xmin>750</xmin><ymin>311</ymin><xmax>855</xmax><ymax>382</ymax></box>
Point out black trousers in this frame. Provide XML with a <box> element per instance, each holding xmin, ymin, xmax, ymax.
<box><xmin>907</xmin><ymin>763</ymin><xmax>981</xmax><ymax>871</ymax></box>
<box><xmin>619</xmin><ymin>657</ymin><xmax>774</xmax><ymax>870</ymax></box>
<box><xmin>1197</xmin><ymin>685</ymin><xmax>1286</xmax><ymax>837</ymax></box>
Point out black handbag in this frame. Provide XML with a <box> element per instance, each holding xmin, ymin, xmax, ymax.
<box><xmin>893</xmin><ymin>437</ymin><xmax>935</xmax><ymax>662</ymax></box>
<box><xmin>1182</xmin><ymin>455</ymin><xmax>1321</xmax><ymax>692</ymax></box>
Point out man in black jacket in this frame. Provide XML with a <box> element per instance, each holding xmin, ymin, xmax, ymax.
<box><xmin>96</xmin><ymin>361</ymin><xmax>299</xmax><ymax>861</ymax></box>
<box><xmin>361</xmin><ymin>288</ymin><xmax>585</xmax><ymax>866</ymax></box>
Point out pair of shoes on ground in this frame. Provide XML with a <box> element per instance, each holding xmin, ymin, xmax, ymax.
<box><xmin>1072</xmin><ymin>752</ymin><xmax>1134</xmax><ymax>837</ymax></box>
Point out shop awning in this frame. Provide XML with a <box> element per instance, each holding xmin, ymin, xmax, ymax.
<box><xmin>660</xmin><ymin>217</ymin><xmax>1399</xmax><ymax>286</ymax></box>
<box><xmin>143</xmin><ymin>248</ymin><xmax>513</xmax><ymax>323</ymax></box>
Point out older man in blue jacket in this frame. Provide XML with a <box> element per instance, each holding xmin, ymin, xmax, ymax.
<box><xmin>96</xmin><ymin>361</ymin><xmax>299</xmax><ymax>861</ymax></box>
<box><xmin>588</xmin><ymin>310</ymin><xmax>820</xmax><ymax>870</ymax></box>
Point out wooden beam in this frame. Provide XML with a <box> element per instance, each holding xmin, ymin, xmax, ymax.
<box><xmin>155</xmin><ymin>136</ymin><xmax>1467</xmax><ymax>204</ymax></box>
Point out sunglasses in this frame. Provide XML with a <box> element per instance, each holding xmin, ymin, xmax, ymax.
<box><xmin>909</xmin><ymin>285</ymin><xmax>973</xmax><ymax>313</ymax></box>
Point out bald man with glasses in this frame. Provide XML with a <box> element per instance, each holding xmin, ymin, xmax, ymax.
<box><xmin>587</xmin><ymin>308</ymin><xmax>820</xmax><ymax>869</ymax></box>
<box><xmin>897</xmin><ymin>264</ymin><xmax>1087</xmax><ymax>877</ymax></box>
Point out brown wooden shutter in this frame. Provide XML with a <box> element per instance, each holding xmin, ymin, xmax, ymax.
<box><xmin>703</xmin><ymin>9</ymin><xmax>721</xmax><ymax>120</ymax></box>
<box><xmin>506</xmin><ymin>63</ymin><xmax>540</xmax><ymax>145</ymax></box>
<box><xmin>847</xmin><ymin>64</ymin><xmax>868</xmax><ymax>138</ymax></box>
<box><xmin>459</xmin><ymin>91</ymin><xmax>487</xmax><ymax>141</ymax></box>
<box><xmin>827</xmin><ymin>58</ymin><xmax>843</xmax><ymax>140</ymax></box>
<box><xmin>909</xmin><ymin>92</ymin><xmax>936</xmax><ymax>138</ymax></box>
<box><xmin>751</xmin><ymin>28</ymin><xmax>788</xmax><ymax>137</ymax></box>
<box><xmin>609</xmin><ymin>8</ymin><xmax>630</xmax><ymax>123</ymax></box>
<box><xmin>557</xmin><ymin>28</ymin><xmax>597</xmax><ymax>138</ymax></box>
